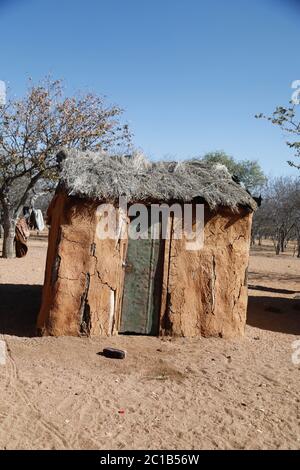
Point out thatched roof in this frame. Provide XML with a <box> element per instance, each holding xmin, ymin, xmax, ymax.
<box><xmin>58</xmin><ymin>149</ymin><xmax>257</xmax><ymax>211</ymax></box>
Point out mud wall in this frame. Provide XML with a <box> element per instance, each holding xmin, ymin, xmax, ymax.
<box><xmin>159</xmin><ymin>207</ymin><xmax>252</xmax><ymax>338</ymax></box>
<box><xmin>37</xmin><ymin>191</ymin><xmax>127</xmax><ymax>336</ymax></box>
<box><xmin>38</xmin><ymin>194</ymin><xmax>252</xmax><ymax>338</ymax></box>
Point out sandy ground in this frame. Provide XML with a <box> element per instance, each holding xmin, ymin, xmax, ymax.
<box><xmin>0</xmin><ymin>236</ymin><xmax>299</xmax><ymax>450</ymax></box>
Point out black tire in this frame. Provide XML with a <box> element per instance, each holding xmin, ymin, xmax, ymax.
<box><xmin>102</xmin><ymin>347</ymin><xmax>126</xmax><ymax>359</ymax></box>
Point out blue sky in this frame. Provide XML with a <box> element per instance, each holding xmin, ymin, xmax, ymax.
<box><xmin>0</xmin><ymin>0</ymin><xmax>299</xmax><ymax>176</ymax></box>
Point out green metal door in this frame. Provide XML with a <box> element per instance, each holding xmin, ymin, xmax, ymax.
<box><xmin>120</xmin><ymin>234</ymin><xmax>163</xmax><ymax>335</ymax></box>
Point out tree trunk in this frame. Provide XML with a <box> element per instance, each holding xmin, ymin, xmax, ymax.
<box><xmin>275</xmin><ymin>242</ymin><xmax>280</xmax><ymax>255</ymax></box>
<box><xmin>297</xmin><ymin>238</ymin><xmax>300</xmax><ymax>258</ymax></box>
<box><xmin>280</xmin><ymin>233</ymin><xmax>285</xmax><ymax>253</ymax></box>
<box><xmin>1</xmin><ymin>208</ymin><xmax>16</xmax><ymax>259</ymax></box>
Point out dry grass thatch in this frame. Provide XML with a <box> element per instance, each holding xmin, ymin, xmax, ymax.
<box><xmin>59</xmin><ymin>149</ymin><xmax>257</xmax><ymax>211</ymax></box>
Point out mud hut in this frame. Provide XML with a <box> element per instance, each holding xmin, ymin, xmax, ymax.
<box><xmin>37</xmin><ymin>150</ymin><xmax>256</xmax><ymax>339</ymax></box>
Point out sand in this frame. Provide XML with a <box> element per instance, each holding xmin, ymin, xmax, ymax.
<box><xmin>0</xmin><ymin>236</ymin><xmax>299</xmax><ymax>450</ymax></box>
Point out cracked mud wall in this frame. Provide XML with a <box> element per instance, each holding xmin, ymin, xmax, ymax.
<box><xmin>38</xmin><ymin>193</ymin><xmax>252</xmax><ymax>338</ymax></box>
<box><xmin>37</xmin><ymin>191</ymin><xmax>127</xmax><ymax>336</ymax></box>
<box><xmin>160</xmin><ymin>206</ymin><xmax>252</xmax><ymax>339</ymax></box>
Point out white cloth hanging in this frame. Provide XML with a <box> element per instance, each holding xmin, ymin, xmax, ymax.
<box><xmin>33</xmin><ymin>209</ymin><xmax>45</xmax><ymax>231</ymax></box>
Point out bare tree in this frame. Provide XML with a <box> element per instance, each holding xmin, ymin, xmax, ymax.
<box><xmin>256</xmin><ymin>104</ymin><xmax>300</xmax><ymax>170</ymax></box>
<box><xmin>0</xmin><ymin>77</ymin><xmax>131</xmax><ymax>258</ymax></box>
<box><xmin>252</xmin><ymin>177</ymin><xmax>300</xmax><ymax>255</ymax></box>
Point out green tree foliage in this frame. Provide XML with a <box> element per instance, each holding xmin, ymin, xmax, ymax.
<box><xmin>201</xmin><ymin>151</ymin><xmax>266</xmax><ymax>191</ymax></box>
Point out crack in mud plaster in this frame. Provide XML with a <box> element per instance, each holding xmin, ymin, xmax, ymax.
<box><xmin>90</xmin><ymin>242</ymin><xmax>96</xmax><ymax>256</ymax></box>
<box><xmin>232</xmin><ymin>282</ymin><xmax>243</xmax><ymax>322</ymax></box>
<box><xmin>79</xmin><ymin>273</ymin><xmax>91</xmax><ymax>335</ymax></box>
<box><xmin>91</xmin><ymin>243</ymin><xmax>116</xmax><ymax>291</ymax></box>
<box><xmin>93</xmin><ymin>249</ymin><xmax>117</xmax><ymax>334</ymax></box>
<box><xmin>61</xmin><ymin>235</ymin><xmax>87</xmax><ymax>246</ymax></box>
<box><xmin>57</xmin><ymin>271</ymin><xmax>94</xmax><ymax>282</ymax></box>
<box><xmin>244</xmin><ymin>267</ymin><xmax>248</xmax><ymax>286</ymax></box>
<box><xmin>51</xmin><ymin>255</ymin><xmax>61</xmax><ymax>285</ymax></box>
<box><xmin>232</xmin><ymin>234</ymin><xmax>246</xmax><ymax>244</ymax></box>
<box><xmin>211</xmin><ymin>255</ymin><xmax>216</xmax><ymax>315</ymax></box>
<box><xmin>96</xmin><ymin>270</ymin><xmax>115</xmax><ymax>290</ymax></box>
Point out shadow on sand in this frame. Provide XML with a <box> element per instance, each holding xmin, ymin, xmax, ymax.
<box><xmin>248</xmin><ymin>284</ymin><xmax>298</xmax><ymax>295</ymax></box>
<box><xmin>247</xmin><ymin>295</ymin><xmax>300</xmax><ymax>335</ymax></box>
<box><xmin>0</xmin><ymin>284</ymin><xmax>299</xmax><ymax>338</ymax></box>
<box><xmin>0</xmin><ymin>284</ymin><xmax>41</xmax><ymax>337</ymax></box>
